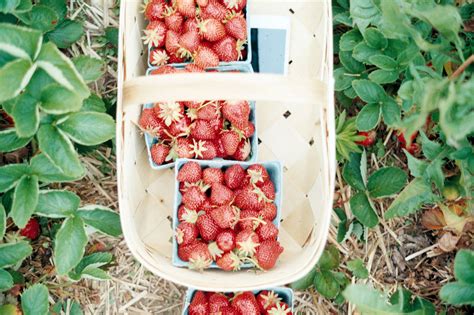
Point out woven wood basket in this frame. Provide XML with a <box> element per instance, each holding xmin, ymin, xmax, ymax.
<box><xmin>117</xmin><ymin>0</ymin><xmax>336</xmax><ymax>291</ymax></box>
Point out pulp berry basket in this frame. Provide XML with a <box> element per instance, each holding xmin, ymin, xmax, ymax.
<box><xmin>117</xmin><ymin>0</ymin><xmax>336</xmax><ymax>291</ymax></box>
<box><xmin>172</xmin><ymin>159</ymin><xmax>283</xmax><ymax>268</ymax></box>
<box><xmin>143</xmin><ymin>64</ymin><xmax>258</xmax><ymax>170</ymax></box>
<box><xmin>182</xmin><ymin>287</ymin><xmax>294</xmax><ymax>314</ymax></box>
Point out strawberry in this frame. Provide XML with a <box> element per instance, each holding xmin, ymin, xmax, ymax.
<box><xmin>255</xmin><ymin>240</ymin><xmax>283</xmax><ymax>270</ymax></box>
<box><xmin>151</xmin><ymin>143</ymin><xmax>171</xmax><ymax>165</ymax></box>
<box><xmin>209</xmin><ymin>116</ymin><xmax>224</xmax><ymax>132</ymax></box>
<box><xmin>239</xmin><ymin>121</ymin><xmax>255</xmax><ymax>138</ymax></box>
<box><xmin>154</xmin><ymin>101</ymin><xmax>184</xmax><ymax>127</ymax></box>
<box><xmin>268</xmin><ymin>302</ymin><xmax>292</xmax><ymax>315</ymax></box>
<box><xmin>202</xmin><ymin>167</ymin><xmax>224</xmax><ymax>185</ymax></box>
<box><xmin>201</xmin><ymin>198</ymin><xmax>214</xmax><ymax>212</ymax></box>
<box><xmin>178</xmin><ymin>161</ymin><xmax>202</xmax><ymax>183</ymax></box>
<box><xmin>169</xmin><ymin>53</ymin><xmax>186</xmax><ymax>63</ymax></box>
<box><xmin>169</xmin><ymin>116</ymin><xmax>191</xmax><ymax>136</ymax></box>
<box><xmin>405</xmin><ymin>142</ymin><xmax>421</xmax><ymax>155</ymax></box>
<box><xmin>139</xmin><ymin>108</ymin><xmax>163</xmax><ymax>133</ymax></box>
<box><xmin>220</xmin><ymin>130</ymin><xmax>240</xmax><ymax>156</ymax></box>
<box><xmin>177</xmin><ymin>0</ymin><xmax>196</xmax><ymax>18</ymax></box>
<box><xmin>151</xmin><ymin>65</ymin><xmax>177</xmax><ymax>75</ymax></box>
<box><xmin>238</xmin><ymin>210</ymin><xmax>261</xmax><ymax>230</ymax></box>
<box><xmin>208</xmin><ymin>241</ymin><xmax>224</xmax><ymax>260</ymax></box>
<box><xmin>196</xmin><ymin>213</ymin><xmax>220</xmax><ymax>241</ymax></box>
<box><xmin>198</xmin><ymin>18</ymin><xmax>226</xmax><ymax>42</ymax></box>
<box><xmin>209</xmin><ymin>293</ymin><xmax>230</xmax><ymax>313</ymax></box>
<box><xmin>235</xmin><ymin>185</ymin><xmax>264</xmax><ymax>211</ymax></box>
<box><xmin>222</xmin><ymin>0</ymin><xmax>246</xmax><ymax>11</ymax></box>
<box><xmin>216</xmin><ymin>251</ymin><xmax>241</xmax><ymax>271</ymax></box>
<box><xmin>165</xmin><ymin>30</ymin><xmax>181</xmax><ymax>54</ymax></box>
<box><xmin>214</xmin><ymin>138</ymin><xmax>227</xmax><ymax>157</ymax></box>
<box><xmin>211</xmin><ymin>205</ymin><xmax>239</xmax><ymax>229</ymax></box>
<box><xmin>236</xmin><ymin>229</ymin><xmax>260</xmax><ymax>256</ymax></box>
<box><xmin>213</xmin><ymin>36</ymin><xmax>239</xmax><ymax>61</ymax></box>
<box><xmin>222</xmin><ymin>100</ymin><xmax>250</xmax><ymax>130</ymax></box>
<box><xmin>178</xmin><ymin>30</ymin><xmax>201</xmax><ymax>58</ymax></box>
<box><xmin>247</xmin><ymin>164</ymin><xmax>269</xmax><ymax>187</ymax></box>
<box><xmin>224</xmin><ymin>164</ymin><xmax>246</xmax><ymax>189</ymax></box>
<box><xmin>144</xmin><ymin>0</ymin><xmax>166</xmax><ymax>21</ymax></box>
<box><xmin>149</xmin><ymin>48</ymin><xmax>169</xmax><ymax>66</ymax></box>
<box><xmin>197</xmin><ymin>101</ymin><xmax>221</xmax><ymax>120</ymax></box>
<box><xmin>216</xmin><ymin>229</ymin><xmax>236</xmax><ymax>252</ymax></box>
<box><xmin>178</xmin><ymin>206</ymin><xmax>201</xmax><ymax>223</ymax></box>
<box><xmin>176</xmin><ymin>222</ymin><xmax>198</xmax><ymax>245</ymax></box>
<box><xmin>196</xmin><ymin>0</ymin><xmax>209</xmax><ymax>6</ymax></box>
<box><xmin>143</xmin><ymin>20</ymin><xmax>167</xmax><ymax>47</ymax></box>
<box><xmin>256</xmin><ymin>220</ymin><xmax>278</xmax><ymax>241</ymax></box>
<box><xmin>397</xmin><ymin>130</ymin><xmax>418</xmax><ymax>148</ymax></box>
<box><xmin>259</xmin><ymin>180</ymin><xmax>276</xmax><ymax>201</ymax></box>
<box><xmin>178</xmin><ymin>240</ymin><xmax>199</xmax><ymax>261</ymax></box>
<box><xmin>210</xmin><ymin>183</ymin><xmax>234</xmax><ymax>206</ymax></box>
<box><xmin>20</xmin><ymin>218</ymin><xmax>40</xmax><ymax>240</ymax></box>
<box><xmin>175</xmin><ymin>138</ymin><xmax>194</xmax><ymax>158</ymax></box>
<box><xmin>220</xmin><ymin>306</ymin><xmax>240</xmax><ymax>315</ymax></box>
<box><xmin>257</xmin><ymin>290</ymin><xmax>282</xmax><ymax>313</ymax></box>
<box><xmin>189</xmin><ymin>139</ymin><xmax>211</xmax><ymax>159</ymax></box>
<box><xmin>191</xmin><ymin>119</ymin><xmax>218</xmax><ymax>140</ymax></box>
<box><xmin>185</xmin><ymin>64</ymin><xmax>206</xmax><ymax>72</ymax></box>
<box><xmin>260</xmin><ymin>202</ymin><xmax>277</xmax><ymax>221</ymax></box>
<box><xmin>184</xmin><ymin>18</ymin><xmax>199</xmax><ymax>33</ymax></box>
<box><xmin>189</xmin><ymin>291</ymin><xmax>209</xmax><ymax>315</ymax></box>
<box><xmin>194</xmin><ymin>46</ymin><xmax>220</xmax><ymax>68</ymax></box>
<box><xmin>164</xmin><ymin>11</ymin><xmax>184</xmax><ymax>32</ymax></box>
<box><xmin>201</xmin><ymin>0</ymin><xmax>227</xmax><ymax>21</ymax></box>
<box><xmin>203</xmin><ymin>141</ymin><xmax>219</xmax><ymax>160</ymax></box>
<box><xmin>232</xmin><ymin>292</ymin><xmax>260</xmax><ymax>315</ymax></box>
<box><xmin>225</xmin><ymin>12</ymin><xmax>247</xmax><ymax>40</ymax></box>
<box><xmin>189</xmin><ymin>241</ymin><xmax>213</xmax><ymax>271</ymax></box>
<box><xmin>355</xmin><ymin>131</ymin><xmax>376</xmax><ymax>147</ymax></box>
<box><xmin>182</xmin><ymin>186</ymin><xmax>207</xmax><ymax>209</ymax></box>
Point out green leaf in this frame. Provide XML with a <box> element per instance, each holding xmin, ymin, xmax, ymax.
<box><xmin>0</xmin><ymin>241</ymin><xmax>32</xmax><ymax>268</ymax></box>
<box><xmin>356</xmin><ymin>103</ymin><xmax>381</xmax><ymax>131</ymax></box>
<box><xmin>317</xmin><ymin>245</ymin><xmax>341</xmax><ymax>270</ymax></box>
<box><xmin>367</xmin><ymin>167</ymin><xmax>407</xmax><ymax>198</ymax></box>
<box><xmin>385</xmin><ymin>179</ymin><xmax>437</xmax><ymax>219</ymax></box>
<box><xmin>105</xmin><ymin>27</ymin><xmax>119</xmax><ymax>47</ymax></box>
<box><xmin>40</xmin><ymin>84</ymin><xmax>83</xmax><ymax>114</ymax></box>
<box><xmin>72</xmin><ymin>56</ymin><xmax>104</xmax><ymax>83</ymax></box>
<box><xmin>369</xmin><ymin>69</ymin><xmax>399</xmax><ymax>84</ymax></box>
<box><xmin>413</xmin><ymin>5</ymin><xmax>462</xmax><ymax>45</ymax></box>
<box><xmin>420</xmin><ymin>132</ymin><xmax>443</xmax><ymax>161</ymax></box>
<box><xmin>350</xmin><ymin>192</ymin><xmax>379</xmax><ymax>228</ymax></box>
<box><xmin>40</xmin><ymin>0</ymin><xmax>67</xmax><ymax>21</ymax></box>
<box><xmin>334</xmin><ymin>67</ymin><xmax>356</xmax><ymax>92</ymax></box>
<box><xmin>30</xmin><ymin>154</ymin><xmax>84</xmax><ymax>183</ymax></box>
<box><xmin>24</xmin><ymin>5</ymin><xmax>58</xmax><ymax>33</ymax></box>
<box><xmin>0</xmin><ymin>164</ymin><xmax>29</xmax><ymax>193</ymax></box>
<box><xmin>343</xmin><ymin>285</ymin><xmax>400</xmax><ymax>314</ymax></box>
<box><xmin>35</xmin><ymin>190</ymin><xmax>80</xmax><ymax>218</ymax></box>
<box><xmin>343</xmin><ymin>152</ymin><xmax>366</xmax><ymax>191</ymax></box>
<box><xmin>404</xmin><ymin>150</ymin><xmax>428</xmax><ymax>178</ymax></box>
<box><xmin>15</xmin><ymin>0</ymin><xmax>32</xmax><ymax>13</ymax></box>
<box><xmin>339</xmin><ymin>51</ymin><xmax>365</xmax><ymax>74</ymax></box>
<box><xmin>71</xmin><ymin>252</ymin><xmax>112</xmax><ymax>276</ymax></box>
<box><xmin>0</xmin><ymin>128</ymin><xmax>32</xmax><ymax>153</ymax></box>
<box><xmin>0</xmin><ymin>204</ymin><xmax>5</xmax><ymax>238</ymax></box>
<box><xmin>0</xmin><ymin>23</ymin><xmax>42</xmax><ymax>59</ymax></box>
<box><xmin>339</xmin><ymin>29</ymin><xmax>363</xmax><ymax>51</ymax></box>
<box><xmin>77</xmin><ymin>206</ymin><xmax>122</xmax><ymax>237</ymax></box>
<box><xmin>440</xmin><ymin>283</ymin><xmax>474</xmax><ymax>306</ymax></box>
<box><xmin>80</xmin><ymin>267</ymin><xmax>110</xmax><ymax>280</ymax></box>
<box><xmin>291</xmin><ymin>267</ymin><xmax>317</xmax><ymax>290</ymax></box>
<box><xmin>454</xmin><ymin>250</ymin><xmax>474</xmax><ymax>285</ymax></box>
<box><xmin>353</xmin><ymin>42</ymin><xmax>381</xmax><ymax>64</ymax></box>
<box><xmin>347</xmin><ymin>259</ymin><xmax>369</xmax><ymax>279</ymax></box>
<box><xmin>0</xmin><ymin>0</ymin><xmax>20</xmax><ymax>13</ymax></box>
<box><xmin>37</xmin><ymin>124</ymin><xmax>84</xmax><ymax>178</ymax></box>
<box><xmin>45</xmin><ymin>19</ymin><xmax>84</xmax><ymax>49</ymax></box>
<box><xmin>9</xmin><ymin>94</ymin><xmax>39</xmax><ymax>138</ymax></box>
<box><xmin>381</xmin><ymin>97</ymin><xmax>401</xmax><ymax>127</ymax></box>
<box><xmin>0</xmin><ymin>269</ymin><xmax>13</xmax><ymax>291</ymax></box>
<box><xmin>36</xmin><ymin>42</ymin><xmax>89</xmax><ymax>99</ymax></box>
<box><xmin>81</xmin><ymin>94</ymin><xmax>106</xmax><ymax>113</ymax></box>
<box><xmin>54</xmin><ymin>216</ymin><xmax>88</xmax><ymax>275</ymax></box>
<box><xmin>10</xmin><ymin>175</ymin><xmax>39</xmax><ymax>228</ymax></box>
<box><xmin>58</xmin><ymin>112</ymin><xmax>115</xmax><ymax>146</ymax></box>
<box><xmin>21</xmin><ymin>284</ymin><xmax>49</xmax><ymax>315</ymax></box>
<box><xmin>314</xmin><ymin>270</ymin><xmax>340</xmax><ymax>299</ymax></box>
<box><xmin>0</xmin><ymin>59</ymin><xmax>34</xmax><ymax>102</ymax></box>
<box><xmin>363</xmin><ymin>28</ymin><xmax>387</xmax><ymax>49</ymax></box>
<box><xmin>353</xmin><ymin>79</ymin><xmax>386</xmax><ymax>103</ymax></box>
<box><xmin>350</xmin><ymin>0</ymin><xmax>381</xmax><ymax>34</ymax></box>
<box><xmin>369</xmin><ymin>55</ymin><xmax>397</xmax><ymax>71</ymax></box>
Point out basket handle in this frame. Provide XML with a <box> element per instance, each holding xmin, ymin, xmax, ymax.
<box><xmin>122</xmin><ymin>73</ymin><xmax>327</xmax><ymax>106</ymax></box>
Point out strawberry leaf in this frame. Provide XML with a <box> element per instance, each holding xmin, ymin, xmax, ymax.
<box><xmin>57</xmin><ymin>112</ymin><xmax>115</xmax><ymax>146</ymax></box>
<box><xmin>8</xmin><ymin>93</ymin><xmax>39</xmax><ymax>138</ymax></box>
<box><xmin>54</xmin><ymin>216</ymin><xmax>87</xmax><ymax>275</ymax></box>
<box><xmin>0</xmin><ymin>59</ymin><xmax>34</xmax><ymax>102</ymax></box>
<box><xmin>313</xmin><ymin>270</ymin><xmax>341</xmax><ymax>299</ymax></box>
<box><xmin>10</xmin><ymin>175</ymin><xmax>39</xmax><ymax>228</ymax></box>
<box><xmin>291</xmin><ymin>267</ymin><xmax>317</xmax><ymax>290</ymax></box>
<box><xmin>0</xmin><ymin>0</ymin><xmax>19</xmax><ymax>13</ymax></box>
<box><xmin>350</xmin><ymin>0</ymin><xmax>381</xmax><ymax>34</ymax></box>
<box><xmin>77</xmin><ymin>206</ymin><xmax>122</xmax><ymax>237</ymax></box>
<box><xmin>35</xmin><ymin>190</ymin><xmax>80</xmax><ymax>218</ymax></box>
<box><xmin>0</xmin><ymin>23</ymin><xmax>42</xmax><ymax>60</ymax></box>
<box><xmin>353</xmin><ymin>80</ymin><xmax>386</xmax><ymax>104</ymax></box>
<box><xmin>347</xmin><ymin>259</ymin><xmax>369</xmax><ymax>279</ymax></box>
<box><xmin>72</xmin><ymin>56</ymin><xmax>105</xmax><ymax>83</ymax></box>
<box><xmin>339</xmin><ymin>29</ymin><xmax>363</xmax><ymax>51</ymax></box>
<box><xmin>81</xmin><ymin>94</ymin><xmax>106</xmax><ymax>113</ymax></box>
<box><xmin>368</xmin><ymin>69</ymin><xmax>399</xmax><ymax>85</ymax></box>
<box><xmin>0</xmin><ymin>129</ymin><xmax>32</xmax><ymax>153</ymax></box>
<box><xmin>362</xmin><ymin>28</ymin><xmax>387</xmax><ymax>50</ymax></box>
<box><xmin>0</xmin><ymin>164</ymin><xmax>29</xmax><ymax>193</ymax></box>
<box><xmin>0</xmin><ymin>269</ymin><xmax>13</xmax><ymax>292</ymax></box>
<box><xmin>350</xmin><ymin>192</ymin><xmax>379</xmax><ymax>228</ymax></box>
<box><xmin>39</xmin><ymin>83</ymin><xmax>83</xmax><ymax>114</ymax></box>
<box><xmin>0</xmin><ymin>241</ymin><xmax>32</xmax><ymax>268</ymax></box>
<box><xmin>440</xmin><ymin>249</ymin><xmax>474</xmax><ymax>306</ymax></box>
<box><xmin>40</xmin><ymin>0</ymin><xmax>66</xmax><ymax>22</ymax></box>
<box><xmin>0</xmin><ymin>204</ymin><xmax>5</xmax><ymax>239</ymax></box>
<box><xmin>367</xmin><ymin>167</ymin><xmax>407</xmax><ymax>198</ymax></box>
<box><xmin>21</xmin><ymin>284</ymin><xmax>49</xmax><ymax>315</ymax></box>
<box><xmin>45</xmin><ymin>19</ymin><xmax>84</xmax><ymax>49</ymax></box>
<box><xmin>356</xmin><ymin>103</ymin><xmax>381</xmax><ymax>131</ymax></box>
<box><xmin>30</xmin><ymin>153</ymin><xmax>84</xmax><ymax>183</ymax></box>
<box><xmin>343</xmin><ymin>152</ymin><xmax>366</xmax><ymax>191</ymax></box>
<box><xmin>21</xmin><ymin>5</ymin><xmax>58</xmax><ymax>33</ymax></box>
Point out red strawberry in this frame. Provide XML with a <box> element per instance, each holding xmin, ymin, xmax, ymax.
<box><xmin>222</xmin><ymin>100</ymin><xmax>250</xmax><ymax>130</ymax></box>
<box><xmin>149</xmin><ymin>48</ymin><xmax>169</xmax><ymax>66</ymax></box>
<box><xmin>247</xmin><ymin>164</ymin><xmax>269</xmax><ymax>186</ymax></box>
<box><xmin>406</xmin><ymin>142</ymin><xmax>421</xmax><ymax>155</ymax></box>
<box><xmin>202</xmin><ymin>167</ymin><xmax>224</xmax><ymax>185</ymax></box>
<box><xmin>268</xmin><ymin>302</ymin><xmax>292</xmax><ymax>315</ymax></box>
<box><xmin>178</xmin><ymin>240</ymin><xmax>199</xmax><ymax>261</ymax></box>
<box><xmin>194</xmin><ymin>46</ymin><xmax>220</xmax><ymax>68</ymax></box>
<box><xmin>197</xmin><ymin>101</ymin><xmax>221</xmax><ymax>120</ymax></box>
<box><xmin>355</xmin><ymin>131</ymin><xmax>376</xmax><ymax>147</ymax></box>
<box><xmin>178</xmin><ymin>206</ymin><xmax>200</xmax><ymax>223</ymax></box>
<box><xmin>176</xmin><ymin>222</ymin><xmax>198</xmax><ymax>245</ymax></box>
<box><xmin>208</xmin><ymin>241</ymin><xmax>224</xmax><ymax>260</ymax></box>
<box><xmin>178</xmin><ymin>30</ymin><xmax>201</xmax><ymax>57</ymax></box>
<box><xmin>144</xmin><ymin>0</ymin><xmax>166</xmax><ymax>21</ymax></box>
<box><xmin>198</xmin><ymin>18</ymin><xmax>226</xmax><ymax>42</ymax></box>
<box><xmin>224</xmin><ymin>164</ymin><xmax>246</xmax><ymax>189</ymax></box>
<box><xmin>259</xmin><ymin>180</ymin><xmax>276</xmax><ymax>201</ymax></box>
<box><xmin>169</xmin><ymin>117</ymin><xmax>191</xmax><ymax>137</ymax></box>
<box><xmin>185</xmin><ymin>64</ymin><xmax>206</xmax><ymax>72</ymax></box>
<box><xmin>20</xmin><ymin>218</ymin><xmax>40</xmax><ymax>240</ymax></box>
<box><xmin>220</xmin><ymin>306</ymin><xmax>240</xmax><ymax>315</ymax></box>
<box><xmin>201</xmin><ymin>198</ymin><xmax>214</xmax><ymax>213</ymax></box>
<box><xmin>151</xmin><ymin>65</ymin><xmax>177</xmax><ymax>75</ymax></box>
<box><xmin>191</xmin><ymin>119</ymin><xmax>218</xmax><ymax>140</ymax></box>
<box><xmin>260</xmin><ymin>202</ymin><xmax>277</xmax><ymax>221</ymax></box>
<box><xmin>169</xmin><ymin>53</ymin><xmax>185</xmax><ymax>63</ymax></box>
<box><xmin>209</xmin><ymin>117</ymin><xmax>224</xmax><ymax>132</ymax></box>
<box><xmin>189</xmin><ymin>139</ymin><xmax>212</xmax><ymax>159</ymax></box>
<box><xmin>196</xmin><ymin>213</ymin><xmax>220</xmax><ymax>241</ymax></box>
<box><xmin>256</xmin><ymin>220</ymin><xmax>278</xmax><ymax>241</ymax></box>
<box><xmin>196</xmin><ymin>0</ymin><xmax>209</xmax><ymax>6</ymax></box>
<box><xmin>165</xmin><ymin>30</ymin><xmax>181</xmax><ymax>54</ymax></box>
<box><xmin>153</xmin><ymin>101</ymin><xmax>185</xmax><ymax>127</ymax></box>
<box><xmin>210</xmin><ymin>205</ymin><xmax>239</xmax><ymax>229</ymax></box>
<box><xmin>257</xmin><ymin>290</ymin><xmax>282</xmax><ymax>313</ymax></box>
<box><xmin>175</xmin><ymin>138</ymin><xmax>194</xmax><ymax>158</ymax></box>
<box><xmin>232</xmin><ymin>292</ymin><xmax>260</xmax><ymax>315</ymax></box>
<box><xmin>225</xmin><ymin>13</ymin><xmax>247</xmax><ymax>40</ymax></box>
<box><xmin>189</xmin><ymin>291</ymin><xmax>209</xmax><ymax>315</ymax></box>
<box><xmin>240</xmin><ymin>121</ymin><xmax>255</xmax><ymax>138</ymax></box>
<box><xmin>164</xmin><ymin>11</ymin><xmax>184</xmax><ymax>32</ymax></box>
<box><xmin>236</xmin><ymin>229</ymin><xmax>260</xmax><ymax>256</ymax></box>
<box><xmin>184</xmin><ymin>18</ymin><xmax>199</xmax><ymax>33</ymax></box>
<box><xmin>255</xmin><ymin>240</ymin><xmax>283</xmax><ymax>270</ymax></box>
<box><xmin>213</xmin><ymin>36</ymin><xmax>239</xmax><ymax>61</ymax></box>
<box><xmin>139</xmin><ymin>108</ymin><xmax>162</xmax><ymax>132</ymax></box>
<box><xmin>222</xmin><ymin>0</ymin><xmax>246</xmax><ymax>11</ymax></box>
<box><xmin>210</xmin><ymin>183</ymin><xmax>234</xmax><ymax>206</ymax></box>
<box><xmin>220</xmin><ymin>130</ymin><xmax>240</xmax><ymax>156</ymax></box>
<box><xmin>214</xmin><ymin>138</ymin><xmax>227</xmax><ymax>158</ymax></box>
<box><xmin>235</xmin><ymin>185</ymin><xmax>264</xmax><ymax>211</ymax></box>
<box><xmin>182</xmin><ymin>186</ymin><xmax>207</xmax><ymax>210</ymax></box>
<box><xmin>151</xmin><ymin>143</ymin><xmax>170</xmax><ymax>165</ymax></box>
<box><xmin>177</xmin><ymin>0</ymin><xmax>196</xmax><ymax>18</ymax></box>
<box><xmin>178</xmin><ymin>161</ymin><xmax>202</xmax><ymax>183</ymax></box>
<box><xmin>143</xmin><ymin>20</ymin><xmax>167</xmax><ymax>47</ymax></box>
<box><xmin>201</xmin><ymin>0</ymin><xmax>227</xmax><ymax>21</ymax></box>
<box><xmin>189</xmin><ymin>241</ymin><xmax>213</xmax><ymax>271</ymax></box>
<box><xmin>397</xmin><ymin>130</ymin><xmax>418</xmax><ymax>148</ymax></box>
<box><xmin>216</xmin><ymin>229</ymin><xmax>236</xmax><ymax>252</ymax></box>
<box><xmin>200</xmin><ymin>40</ymin><xmax>215</xmax><ymax>50</ymax></box>
<box><xmin>209</xmin><ymin>293</ymin><xmax>230</xmax><ymax>313</ymax></box>
<box><xmin>216</xmin><ymin>251</ymin><xmax>241</xmax><ymax>271</ymax></box>
<box><xmin>238</xmin><ymin>210</ymin><xmax>261</xmax><ymax>230</ymax></box>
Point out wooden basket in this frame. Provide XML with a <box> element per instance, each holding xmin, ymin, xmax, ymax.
<box><xmin>117</xmin><ymin>0</ymin><xmax>336</xmax><ymax>291</ymax></box>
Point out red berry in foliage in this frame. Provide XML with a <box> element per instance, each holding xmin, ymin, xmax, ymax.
<box><xmin>216</xmin><ymin>229</ymin><xmax>236</xmax><ymax>252</ymax></box>
<box><xmin>20</xmin><ymin>218</ymin><xmax>40</xmax><ymax>240</ymax></box>
<box><xmin>355</xmin><ymin>131</ymin><xmax>376</xmax><ymax>147</ymax></box>
<box><xmin>397</xmin><ymin>131</ymin><xmax>419</xmax><ymax>155</ymax></box>
<box><xmin>256</xmin><ymin>290</ymin><xmax>282</xmax><ymax>313</ymax></box>
<box><xmin>189</xmin><ymin>291</ymin><xmax>209</xmax><ymax>315</ymax></box>
<box><xmin>232</xmin><ymin>292</ymin><xmax>260</xmax><ymax>315</ymax></box>
<box><xmin>224</xmin><ymin>164</ymin><xmax>246</xmax><ymax>189</ymax></box>
<box><xmin>196</xmin><ymin>213</ymin><xmax>220</xmax><ymax>241</ymax></box>
<box><xmin>255</xmin><ymin>240</ymin><xmax>283</xmax><ymax>270</ymax></box>
<box><xmin>209</xmin><ymin>293</ymin><xmax>230</xmax><ymax>313</ymax></box>
<box><xmin>151</xmin><ymin>143</ymin><xmax>170</xmax><ymax>165</ymax></box>
<box><xmin>178</xmin><ymin>161</ymin><xmax>202</xmax><ymax>183</ymax></box>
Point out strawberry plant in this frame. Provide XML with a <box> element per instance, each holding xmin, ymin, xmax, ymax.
<box><xmin>439</xmin><ymin>249</ymin><xmax>474</xmax><ymax>306</ymax></box>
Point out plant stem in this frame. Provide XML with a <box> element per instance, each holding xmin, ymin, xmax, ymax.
<box><xmin>450</xmin><ymin>54</ymin><xmax>474</xmax><ymax>80</ymax></box>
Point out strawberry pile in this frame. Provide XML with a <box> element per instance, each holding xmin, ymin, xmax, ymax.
<box><xmin>175</xmin><ymin>162</ymin><xmax>283</xmax><ymax>271</ymax></box>
<box><xmin>140</xmin><ymin>99</ymin><xmax>254</xmax><ymax>165</ymax></box>
<box><xmin>143</xmin><ymin>0</ymin><xmax>248</xmax><ymax>69</ymax></box>
<box><xmin>188</xmin><ymin>290</ymin><xmax>292</xmax><ymax>315</ymax></box>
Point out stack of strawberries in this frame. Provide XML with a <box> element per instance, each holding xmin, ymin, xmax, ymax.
<box><xmin>143</xmin><ymin>0</ymin><xmax>248</xmax><ymax>69</ymax></box>
<box><xmin>139</xmin><ymin>99</ymin><xmax>255</xmax><ymax>165</ymax></box>
<box><xmin>175</xmin><ymin>162</ymin><xmax>284</xmax><ymax>271</ymax></box>
<box><xmin>187</xmin><ymin>290</ymin><xmax>292</xmax><ymax>314</ymax></box>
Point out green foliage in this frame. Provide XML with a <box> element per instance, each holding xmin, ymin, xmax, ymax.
<box><xmin>21</xmin><ymin>284</ymin><xmax>49</xmax><ymax>315</ymax></box>
<box><xmin>336</xmin><ymin>111</ymin><xmax>364</xmax><ymax>161</ymax></box>
<box><xmin>440</xmin><ymin>249</ymin><xmax>474</xmax><ymax>306</ymax></box>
